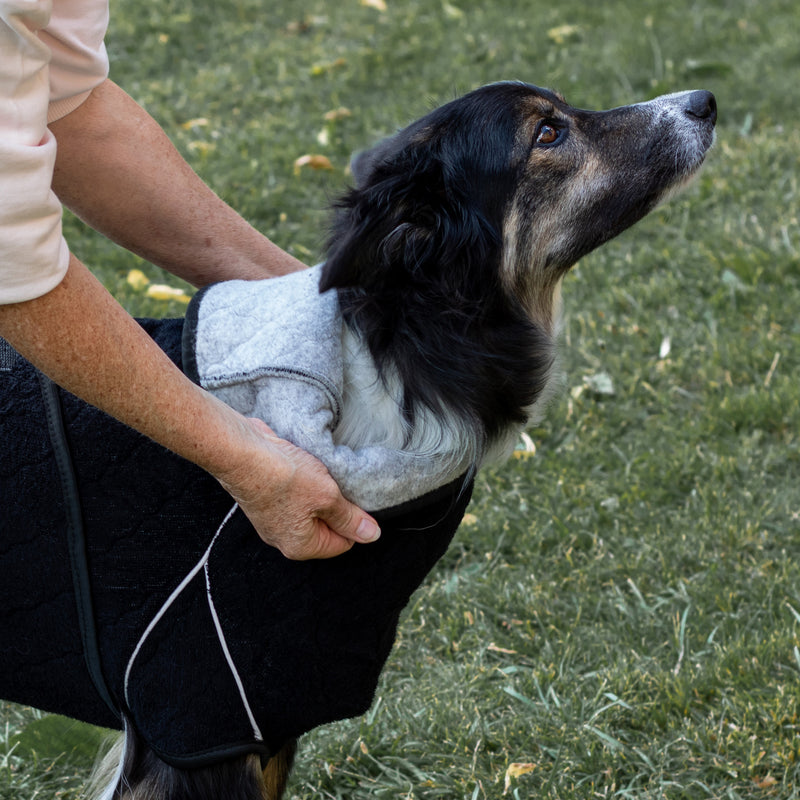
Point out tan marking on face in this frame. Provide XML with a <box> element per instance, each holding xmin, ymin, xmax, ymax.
<box><xmin>502</xmin><ymin>204</ymin><xmax>561</xmax><ymax>332</ymax></box>
<box><xmin>563</xmin><ymin>149</ymin><xmax>613</xmax><ymax>206</ymax></box>
<box><xmin>501</xmin><ymin>141</ymin><xmax>612</xmax><ymax>332</ymax></box>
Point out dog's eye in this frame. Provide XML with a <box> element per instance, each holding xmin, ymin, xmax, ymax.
<box><xmin>535</xmin><ymin>122</ymin><xmax>562</xmax><ymax>146</ymax></box>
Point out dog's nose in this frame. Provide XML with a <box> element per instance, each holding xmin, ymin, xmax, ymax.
<box><xmin>684</xmin><ymin>90</ymin><xmax>717</xmax><ymax>124</ymax></box>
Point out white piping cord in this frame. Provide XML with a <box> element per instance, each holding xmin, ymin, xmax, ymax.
<box><xmin>204</xmin><ymin>559</ymin><xmax>263</xmax><ymax>741</ymax></box>
<box><xmin>122</xmin><ymin>502</ymin><xmax>258</xmax><ymax>744</ymax></box>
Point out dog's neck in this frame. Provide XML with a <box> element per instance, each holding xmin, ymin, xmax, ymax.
<box><xmin>335</xmin><ymin>323</ymin><xmax>469</xmax><ymax>459</ymax></box>
<box><xmin>334</xmin><ymin>289</ymin><xmax>565</xmax><ymax>469</ymax></box>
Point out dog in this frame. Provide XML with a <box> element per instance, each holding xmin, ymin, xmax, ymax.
<box><xmin>0</xmin><ymin>81</ymin><xmax>716</xmax><ymax>800</ymax></box>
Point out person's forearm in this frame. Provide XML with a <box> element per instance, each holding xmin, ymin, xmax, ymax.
<box><xmin>0</xmin><ymin>253</ymin><xmax>249</xmax><ymax>474</ymax></box>
<box><xmin>49</xmin><ymin>79</ymin><xmax>305</xmax><ymax>286</ymax></box>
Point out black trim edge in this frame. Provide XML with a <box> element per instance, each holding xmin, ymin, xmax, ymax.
<box><xmin>181</xmin><ymin>284</ymin><xmax>213</xmax><ymax>385</ymax></box>
<box><xmin>370</xmin><ymin>472</ymin><xmax>473</xmax><ymax>523</ymax></box>
<box><xmin>154</xmin><ymin>738</ymin><xmax>273</xmax><ymax>770</ymax></box>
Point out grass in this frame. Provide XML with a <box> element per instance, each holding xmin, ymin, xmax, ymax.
<box><xmin>3</xmin><ymin>0</ymin><xmax>800</xmax><ymax>797</ymax></box>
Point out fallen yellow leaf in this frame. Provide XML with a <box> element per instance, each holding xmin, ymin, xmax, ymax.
<box><xmin>187</xmin><ymin>141</ymin><xmax>216</xmax><ymax>155</ymax></box>
<box><xmin>181</xmin><ymin>117</ymin><xmax>209</xmax><ymax>130</ymax></box>
<box><xmin>504</xmin><ymin>762</ymin><xmax>536</xmax><ymax>794</ymax></box>
<box><xmin>512</xmin><ymin>430</ymin><xmax>536</xmax><ymax>458</ymax></box>
<box><xmin>753</xmin><ymin>775</ymin><xmax>777</xmax><ymax>789</ymax></box>
<box><xmin>293</xmin><ymin>154</ymin><xmax>335</xmax><ymax>175</ymax></box>
<box><xmin>488</xmin><ymin>643</ymin><xmax>517</xmax><ymax>655</ymax></box>
<box><xmin>361</xmin><ymin>0</ymin><xmax>387</xmax><ymax>10</ymax></box>
<box><xmin>310</xmin><ymin>57</ymin><xmax>347</xmax><ymax>76</ymax></box>
<box><xmin>126</xmin><ymin>269</ymin><xmax>150</xmax><ymax>291</ymax></box>
<box><xmin>146</xmin><ymin>285</ymin><xmax>192</xmax><ymax>303</ymax></box>
<box><xmin>547</xmin><ymin>24</ymin><xmax>581</xmax><ymax>45</ymax></box>
<box><xmin>324</xmin><ymin>107</ymin><xmax>352</xmax><ymax>122</ymax></box>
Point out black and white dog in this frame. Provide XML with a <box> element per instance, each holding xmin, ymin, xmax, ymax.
<box><xmin>0</xmin><ymin>82</ymin><xmax>716</xmax><ymax>800</ymax></box>
<box><xmin>324</xmin><ymin>83</ymin><xmax>716</xmax><ymax>466</ymax></box>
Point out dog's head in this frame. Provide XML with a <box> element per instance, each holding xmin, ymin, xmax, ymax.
<box><xmin>321</xmin><ymin>82</ymin><xmax>715</xmax><ymax>309</ymax></box>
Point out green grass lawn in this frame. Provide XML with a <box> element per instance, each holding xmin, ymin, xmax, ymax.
<box><xmin>3</xmin><ymin>0</ymin><xmax>799</xmax><ymax>797</ymax></box>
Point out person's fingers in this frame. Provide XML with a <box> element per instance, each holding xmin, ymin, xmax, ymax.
<box><xmin>246</xmin><ymin>416</ymin><xmax>381</xmax><ymax>547</ymax></box>
<box><xmin>287</xmin><ymin>522</ymin><xmax>355</xmax><ymax>561</ymax></box>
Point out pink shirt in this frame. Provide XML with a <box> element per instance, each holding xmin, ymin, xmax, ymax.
<box><xmin>0</xmin><ymin>0</ymin><xmax>109</xmax><ymax>303</ymax></box>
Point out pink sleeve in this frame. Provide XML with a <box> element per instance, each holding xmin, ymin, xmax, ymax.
<box><xmin>0</xmin><ymin>0</ymin><xmax>108</xmax><ymax>304</ymax></box>
<box><xmin>43</xmin><ymin>0</ymin><xmax>109</xmax><ymax>123</ymax></box>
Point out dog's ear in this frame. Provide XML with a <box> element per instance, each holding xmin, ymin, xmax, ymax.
<box><xmin>320</xmin><ymin>144</ymin><xmax>495</xmax><ymax>295</ymax></box>
<box><xmin>320</xmin><ymin>133</ymin><xmax>402</xmax><ymax>292</ymax></box>
<box><xmin>349</xmin><ymin>134</ymin><xmax>397</xmax><ymax>188</ymax></box>
<box><xmin>320</xmin><ymin>140</ymin><xmax>449</xmax><ymax>292</ymax></box>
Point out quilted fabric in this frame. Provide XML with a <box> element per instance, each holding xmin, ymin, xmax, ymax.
<box><xmin>0</xmin><ymin>318</ymin><xmax>473</xmax><ymax>766</ymax></box>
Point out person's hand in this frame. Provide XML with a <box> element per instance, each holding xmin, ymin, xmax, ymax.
<box><xmin>215</xmin><ymin>417</ymin><xmax>381</xmax><ymax>560</ymax></box>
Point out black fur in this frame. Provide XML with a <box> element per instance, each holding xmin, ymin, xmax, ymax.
<box><xmin>321</xmin><ymin>84</ymin><xmax>556</xmax><ymax>444</ymax></box>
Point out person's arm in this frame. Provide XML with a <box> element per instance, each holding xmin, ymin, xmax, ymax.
<box><xmin>1</xmin><ymin>3</ymin><xmax>377</xmax><ymax>558</ymax></box>
<box><xmin>49</xmin><ymin>79</ymin><xmax>303</xmax><ymax>286</ymax></box>
<box><xmin>0</xmin><ymin>253</ymin><xmax>380</xmax><ymax>559</ymax></box>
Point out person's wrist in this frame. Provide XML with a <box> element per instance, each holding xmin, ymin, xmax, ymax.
<box><xmin>176</xmin><ymin>391</ymin><xmax>271</xmax><ymax>481</ymax></box>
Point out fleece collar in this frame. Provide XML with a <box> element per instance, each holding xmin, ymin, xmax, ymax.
<box><xmin>182</xmin><ymin>265</ymin><xmax>472</xmax><ymax>511</ymax></box>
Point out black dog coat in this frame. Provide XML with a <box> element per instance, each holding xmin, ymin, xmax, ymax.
<box><xmin>0</xmin><ymin>314</ymin><xmax>472</xmax><ymax>767</ymax></box>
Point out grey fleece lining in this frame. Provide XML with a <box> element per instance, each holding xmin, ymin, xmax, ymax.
<box><xmin>183</xmin><ymin>265</ymin><xmax>471</xmax><ymax>511</ymax></box>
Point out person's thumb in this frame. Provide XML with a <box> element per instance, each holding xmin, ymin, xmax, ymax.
<box><xmin>320</xmin><ymin>495</ymin><xmax>381</xmax><ymax>546</ymax></box>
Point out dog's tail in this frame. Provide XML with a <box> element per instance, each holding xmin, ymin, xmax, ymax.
<box><xmin>87</xmin><ymin>718</ymin><xmax>297</xmax><ymax>800</ymax></box>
